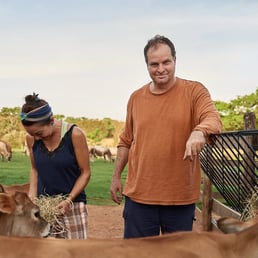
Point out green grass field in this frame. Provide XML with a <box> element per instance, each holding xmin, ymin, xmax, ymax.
<box><xmin>0</xmin><ymin>152</ymin><xmax>227</xmax><ymax>208</ymax></box>
<box><xmin>0</xmin><ymin>152</ymin><xmax>127</xmax><ymax>206</ymax></box>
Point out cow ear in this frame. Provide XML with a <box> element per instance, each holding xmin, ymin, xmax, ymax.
<box><xmin>217</xmin><ymin>217</ymin><xmax>244</xmax><ymax>234</ymax></box>
<box><xmin>0</xmin><ymin>194</ymin><xmax>16</xmax><ymax>214</ymax></box>
<box><xmin>0</xmin><ymin>185</ymin><xmax>5</xmax><ymax>193</ymax></box>
<box><xmin>14</xmin><ymin>191</ymin><xmax>29</xmax><ymax>206</ymax></box>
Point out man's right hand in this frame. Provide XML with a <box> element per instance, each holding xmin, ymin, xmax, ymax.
<box><xmin>110</xmin><ymin>176</ymin><xmax>123</xmax><ymax>205</ymax></box>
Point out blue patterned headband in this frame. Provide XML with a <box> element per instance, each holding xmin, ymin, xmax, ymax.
<box><xmin>20</xmin><ymin>104</ymin><xmax>52</xmax><ymax>122</ymax></box>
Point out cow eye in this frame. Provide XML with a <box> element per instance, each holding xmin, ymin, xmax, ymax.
<box><xmin>34</xmin><ymin>211</ymin><xmax>40</xmax><ymax>218</ymax></box>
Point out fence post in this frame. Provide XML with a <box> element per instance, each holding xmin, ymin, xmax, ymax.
<box><xmin>242</xmin><ymin>112</ymin><xmax>257</xmax><ymax>192</ymax></box>
<box><xmin>244</xmin><ymin>112</ymin><xmax>256</xmax><ymax>131</ymax></box>
<box><xmin>202</xmin><ymin>175</ymin><xmax>213</xmax><ymax>231</ymax></box>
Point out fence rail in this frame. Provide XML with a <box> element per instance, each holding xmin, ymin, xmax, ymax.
<box><xmin>200</xmin><ymin>130</ymin><xmax>258</xmax><ymax>215</ymax></box>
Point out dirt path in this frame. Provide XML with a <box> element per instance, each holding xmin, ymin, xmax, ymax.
<box><xmin>87</xmin><ymin>205</ymin><xmax>124</xmax><ymax>238</ymax></box>
<box><xmin>87</xmin><ymin>205</ymin><xmax>203</xmax><ymax>239</ymax></box>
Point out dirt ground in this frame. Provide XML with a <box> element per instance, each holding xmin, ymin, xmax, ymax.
<box><xmin>87</xmin><ymin>205</ymin><xmax>203</xmax><ymax>239</ymax></box>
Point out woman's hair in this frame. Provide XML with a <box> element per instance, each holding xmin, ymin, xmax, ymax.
<box><xmin>20</xmin><ymin>93</ymin><xmax>52</xmax><ymax>126</ymax></box>
<box><xmin>144</xmin><ymin>35</ymin><xmax>176</xmax><ymax>64</ymax></box>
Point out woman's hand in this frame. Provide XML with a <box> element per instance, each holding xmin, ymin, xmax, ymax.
<box><xmin>56</xmin><ymin>198</ymin><xmax>73</xmax><ymax>215</ymax></box>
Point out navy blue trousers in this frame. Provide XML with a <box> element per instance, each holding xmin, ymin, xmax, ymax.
<box><xmin>123</xmin><ymin>197</ymin><xmax>195</xmax><ymax>239</ymax></box>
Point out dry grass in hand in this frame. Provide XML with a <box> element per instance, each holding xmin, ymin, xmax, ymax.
<box><xmin>34</xmin><ymin>195</ymin><xmax>73</xmax><ymax>235</ymax></box>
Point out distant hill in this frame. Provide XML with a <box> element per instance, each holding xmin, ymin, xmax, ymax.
<box><xmin>0</xmin><ymin>108</ymin><xmax>124</xmax><ymax>149</ymax></box>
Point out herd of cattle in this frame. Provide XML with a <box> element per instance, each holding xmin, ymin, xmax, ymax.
<box><xmin>1</xmin><ymin>139</ymin><xmax>117</xmax><ymax>162</ymax></box>
<box><xmin>22</xmin><ymin>141</ymin><xmax>117</xmax><ymax>162</ymax></box>
<box><xmin>0</xmin><ymin>183</ymin><xmax>257</xmax><ymax>257</ymax></box>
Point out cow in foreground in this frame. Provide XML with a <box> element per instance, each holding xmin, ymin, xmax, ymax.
<box><xmin>0</xmin><ymin>216</ymin><xmax>257</xmax><ymax>257</ymax></box>
<box><xmin>217</xmin><ymin>215</ymin><xmax>258</xmax><ymax>234</ymax></box>
<box><xmin>0</xmin><ymin>185</ymin><xmax>50</xmax><ymax>237</ymax></box>
<box><xmin>2</xmin><ymin>183</ymin><xmax>30</xmax><ymax>195</ymax></box>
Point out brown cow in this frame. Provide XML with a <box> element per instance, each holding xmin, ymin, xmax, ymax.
<box><xmin>0</xmin><ymin>185</ymin><xmax>50</xmax><ymax>237</ymax></box>
<box><xmin>2</xmin><ymin>183</ymin><xmax>30</xmax><ymax>195</ymax></box>
<box><xmin>0</xmin><ymin>140</ymin><xmax>12</xmax><ymax>161</ymax></box>
<box><xmin>0</xmin><ymin>216</ymin><xmax>257</xmax><ymax>257</ymax></box>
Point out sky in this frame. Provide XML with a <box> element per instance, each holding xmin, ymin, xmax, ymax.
<box><xmin>0</xmin><ymin>0</ymin><xmax>258</xmax><ymax>121</ymax></box>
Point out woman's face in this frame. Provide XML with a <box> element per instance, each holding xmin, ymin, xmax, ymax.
<box><xmin>24</xmin><ymin>122</ymin><xmax>53</xmax><ymax>140</ymax></box>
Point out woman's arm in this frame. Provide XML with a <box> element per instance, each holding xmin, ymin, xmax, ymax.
<box><xmin>68</xmin><ymin>126</ymin><xmax>91</xmax><ymax>201</ymax></box>
<box><xmin>26</xmin><ymin>134</ymin><xmax>38</xmax><ymax>200</ymax></box>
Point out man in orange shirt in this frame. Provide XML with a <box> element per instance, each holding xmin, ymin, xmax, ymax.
<box><xmin>110</xmin><ymin>35</ymin><xmax>222</xmax><ymax>238</ymax></box>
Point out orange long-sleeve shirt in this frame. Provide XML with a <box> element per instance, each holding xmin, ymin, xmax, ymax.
<box><xmin>118</xmin><ymin>77</ymin><xmax>222</xmax><ymax>205</ymax></box>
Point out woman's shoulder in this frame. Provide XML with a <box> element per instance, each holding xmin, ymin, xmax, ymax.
<box><xmin>70</xmin><ymin>125</ymin><xmax>86</xmax><ymax>138</ymax></box>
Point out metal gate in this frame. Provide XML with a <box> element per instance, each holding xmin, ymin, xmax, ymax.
<box><xmin>200</xmin><ymin>130</ymin><xmax>258</xmax><ymax>215</ymax></box>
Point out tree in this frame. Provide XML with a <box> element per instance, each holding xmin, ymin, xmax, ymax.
<box><xmin>214</xmin><ymin>87</ymin><xmax>258</xmax><ymax>131</ymax></box>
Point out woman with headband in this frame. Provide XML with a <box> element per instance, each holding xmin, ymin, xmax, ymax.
<box><xmin>20</xmin><ymin>93</ymin><xmax>91</xmax><ymax>239</ymax></box>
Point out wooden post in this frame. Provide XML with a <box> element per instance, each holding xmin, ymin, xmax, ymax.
<box><xmin>244</xmin><ymin>112</ymin><xmax>256</xmax><ymax>131</ymax></box>
<box><xmin>242</xmin><ymin>112</ymin><xmax>257</xmax><ymax>192</ymax></box>
<box><xmin>202</xmin><ymin>175</ymin><xmax>213</xmax><ymax>231</ymax></box>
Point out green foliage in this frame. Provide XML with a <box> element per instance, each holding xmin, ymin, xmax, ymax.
<box><xmin>55</xmin><ymin>114</ymin><xmax>65</xmax><ymax>120</ymax></box>
<box><xmin>64</xmin><ymin>117</ymin><xmax>117</xmax><ymax>144</ymax></box>
<box><xmin>0</xmin><ymin>107</ymin><xmax>124</xmax><ymax>148</ymax></box>
<box><xmin>214</xmin><ymin>87</ymin><xmax>258</xmax><ymax>131</ymax></box>
<box><xmin>0</xmin><ymin>152</ymin><xmax>127</xmax><ymax>206</ymax></box>
<box><xmin>87</xmin><ymin>128</ymin><xmax>103</xmax><ymax>143</ymax></box>
<box><xmin>102</xmin><ymin>118</ymin><xmax>115</xmax><ymax>138</ymax></box>
<box><xmin>0</xmin><ymin>107</ymin><xmax>26</xmax><ymax>148</ymax></box>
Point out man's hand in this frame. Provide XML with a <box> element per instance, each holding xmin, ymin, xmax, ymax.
<box><xmin>183</xmin><ymin>130</ymin><xmax>206</xmax><ymax>161</ymax></box>
<box><xmin>110</xmin><ymin>176</ymin><xmax>123</xmax><ymax>205</ymax></box>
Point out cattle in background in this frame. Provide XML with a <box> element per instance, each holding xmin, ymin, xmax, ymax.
<box><xmin>0</xmin><ymin>215</ymin><xmax>257</xmax><ymax>257</ymax></box>
<box><xmin>0</xmin><ymin>140</ymin><xmax>12</xmax><ymax>161</ymax></box>
<box><xmin>23</xmin><ymin>140</ymin><xmax>30</xmax><ymax>157</ymax></box>
<box><xmin>89</xmin><ymin>146</ymin><xmax>113</xmax><ymax>162</ymax></box>
<box><xmin>109</xmin><ymin>147</ymin><xmax>118</xmax><ymax>160</ymax></box>
<box><xmin>0</xmin><ymin>184</ymin><xmax>50</xmax><ymax>237</ymax></box>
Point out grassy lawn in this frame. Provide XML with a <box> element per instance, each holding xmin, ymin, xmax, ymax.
<box><xmin>0</xmin><ymin>152</ymin><xmax>228</xmax><ymax>208</ymax></box>
<box><xmin>0</xmin><ymin>152</ymin><xmax>127</xmax><ymax>206</ymax></box>
<box><xmin>0</xmin><ymin>152</ymin><xmax>31</xmax><ymax>185</ymax></box>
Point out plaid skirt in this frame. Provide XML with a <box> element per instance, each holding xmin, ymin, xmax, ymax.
<box><xmin>51</xmin><ymin>202</ymin><xmax>88</xmax><ymax>239</ymax></box>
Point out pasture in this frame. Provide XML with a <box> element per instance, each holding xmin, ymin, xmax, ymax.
<box><xmin>0</xmin><ymin>152</ymin><xmax>127</xmax><ymax>206</ymax></box>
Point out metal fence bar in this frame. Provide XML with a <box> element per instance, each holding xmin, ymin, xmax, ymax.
<box><xmin>200</xmin><ymin>130</ymin><xmax>258</xmax><ymax>215</ymax></box>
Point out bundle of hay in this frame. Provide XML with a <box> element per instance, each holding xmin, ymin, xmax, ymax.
<box><xmin>240</xmin><ymin>186</ymin><xmax>258</xmax><ymax>221</ymax></box>
<box><xmin>34</xmin><ymin>195</ymin><xmax>72</xmax><ymax>235</ymax></box>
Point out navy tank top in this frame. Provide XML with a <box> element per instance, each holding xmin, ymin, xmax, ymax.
<box><xmin>33</xmin><ymin>124</ymin><xmax>86</xmax><ymax>203</ymax></box>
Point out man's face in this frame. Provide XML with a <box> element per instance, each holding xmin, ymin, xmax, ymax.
<box><xmin>146</xmin><ymin>43</ymin><xmax>176</xmax><ymax>87</ymax></box>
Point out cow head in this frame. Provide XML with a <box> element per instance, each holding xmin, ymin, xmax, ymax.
<box><xmin>7</xmin><ymin>151</ymin><xmax>12</xmax><ymax>161</ymax></box>
<box><xmin>0</xmin><ymin>185</ymin><xmax>50</xmax><ymax>237</ymax></box>
<box><xmin>217</xmin><ymin>216</ymin><xmax>258</xmax><ymax>234</ymax></box>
